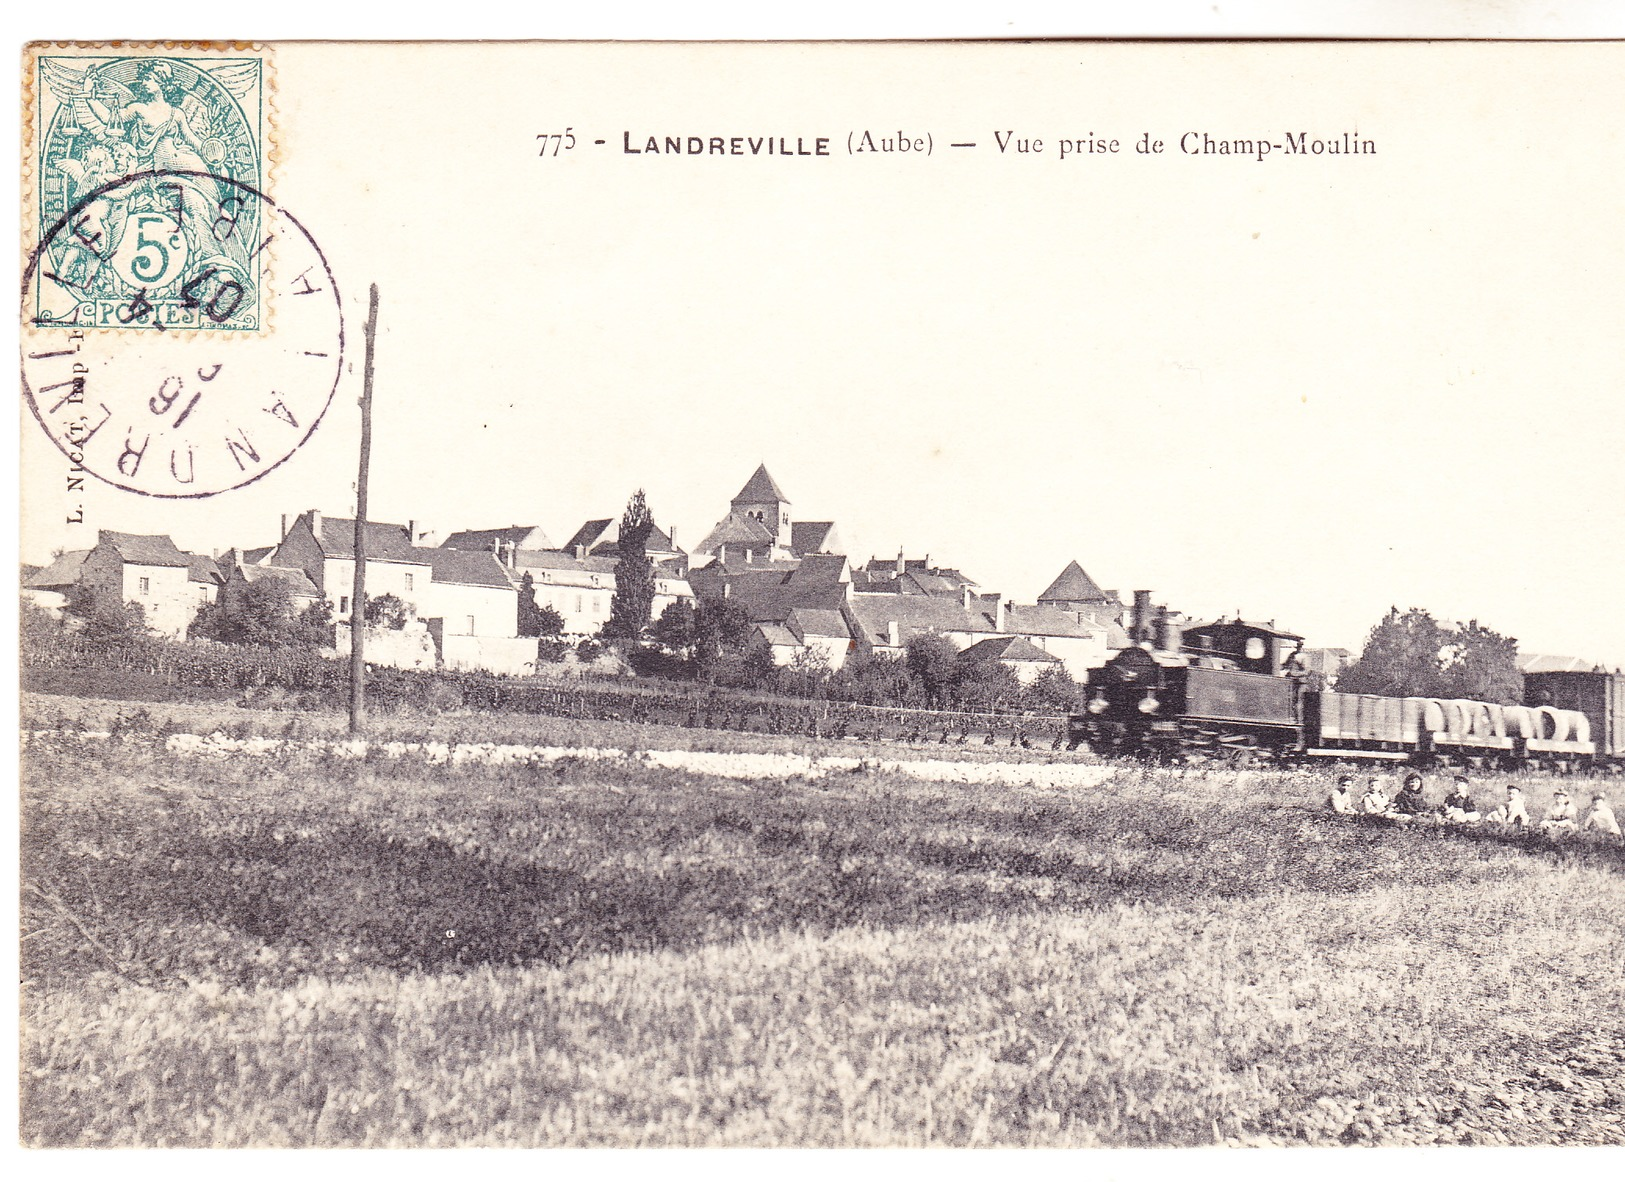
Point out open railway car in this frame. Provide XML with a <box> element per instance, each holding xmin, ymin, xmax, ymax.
<box><xmin>1070</xmin><ymin>594</ymin><xmax>1623</xmax><ymax>771</ymax></box>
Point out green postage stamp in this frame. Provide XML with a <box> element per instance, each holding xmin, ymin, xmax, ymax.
<box><xmin>27</xmin><ymin>45</ymin><xmax>271</xmax><ymax>333</ymax></box>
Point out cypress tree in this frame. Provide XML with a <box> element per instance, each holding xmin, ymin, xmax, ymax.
<box><xmin>603</xmin><ymin>488</ymin><xmax>656</xmax><ymax>641</ymax></box>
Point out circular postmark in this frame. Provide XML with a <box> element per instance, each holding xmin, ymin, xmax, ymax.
<box><xmin>21</xmin><ymin>169</ymin><xmax>344</xmax><ymax>499</ymax></box>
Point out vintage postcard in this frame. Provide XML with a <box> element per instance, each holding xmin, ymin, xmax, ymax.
<box><xmin>16</xmin><ymin>39</ymin><xmax>1625</xmax><ymax>1150</ymax></box>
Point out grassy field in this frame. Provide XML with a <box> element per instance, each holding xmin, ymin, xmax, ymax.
<box><xmin>20</xmin><ymin>695</ymin><xmax>1625</xmax><ymax>1147</ymax></box>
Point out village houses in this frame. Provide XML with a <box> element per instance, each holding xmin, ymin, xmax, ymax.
<box><xmin>23</xmin><ymin>465</ymin><xmax>1139</xmax><ymax>683</ymax></box>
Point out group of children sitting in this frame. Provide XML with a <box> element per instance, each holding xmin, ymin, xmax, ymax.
<box><xmin>1327</xmin><ymin>770</ymin><xmax>1622</xmax><ymax>836</ymax></box>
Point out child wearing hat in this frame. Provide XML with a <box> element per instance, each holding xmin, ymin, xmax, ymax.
<box><xmin>1584</xmin><ymin>792</ymin><xmax>1621</xmax><ymax>837</ymax></box>
<box><xmin>1541</xmin><ymin>790</ymin><xmax>1578</xmax><ymax>832</ymax></box>
<box><xmin>1442</xmin><ymin>774</ymin><xmax>1480</xmax><ymax>823</ymax></box>
<box><xmin>1328</xmin><ymin>774</ymin><xmax>1357</xmax><ymax>814</ymax></box>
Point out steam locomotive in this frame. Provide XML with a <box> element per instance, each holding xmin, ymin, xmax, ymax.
<box><xmin>1069</xmin><ymin>592</ymin><xmax>1625</xmax><ymax>772</ymax></box>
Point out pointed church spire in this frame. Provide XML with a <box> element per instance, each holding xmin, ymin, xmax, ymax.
<box><xmin>732</xmin><ymin>463</ymin><xmax>790</xmax><ymax>506</ymax></box>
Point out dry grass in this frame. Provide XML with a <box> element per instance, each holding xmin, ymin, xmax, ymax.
<box><xmin>20</xmin><ymin>698</ymin><xmax>1625</xmax><ymax>1147</ymax></box>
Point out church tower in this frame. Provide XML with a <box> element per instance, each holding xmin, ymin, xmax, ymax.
<box><xmin>729</xmin><ymin>463</ymin><xmax>792</xmax><ymax>551</ymax></box>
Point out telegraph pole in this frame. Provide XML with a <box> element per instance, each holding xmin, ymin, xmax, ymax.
<box><xmin>349</xmin><ymin>284</ymin><xmax>379</xmax><ymax>735</ymax></box>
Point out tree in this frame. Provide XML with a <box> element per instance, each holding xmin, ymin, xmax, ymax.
<box><xmin>517</xmin><ymin>572</ymin><xmax>542</xmax><ymax>637</ymax></box>
<box><xmin>741</xmin><ymin>641</ymin><xmax>781</xmax><ymax>690</ymax></box>
<box><xmin>602</xmin><ymin>488</ymin><xmax>656</xmax><ymax>642</ymax></box>
<box><xmin>364</xmin><ymin>592</ymin><xmax>410</xmax><ymax>630</ymax></box>
<box><xmin>1440</xmin><ymin>618</ymin><xmax>1523</xmax><ymax>704</ymax></box>
<box><xmin>294</xmin><ymin>598</ymin><xmax>337</xmax><ymax>648</ymax></box>
<box><xmin>829</xmin><ymin>648</ymin><xmax>913</xmax><ymax>706</ymax></box>
<box><xmin>1337</xmin><ymin>607</ymin><xmax>1521</xmax><ymax>704</ymax></box>
<box><xmin>651</xmin><ymin>598</ymin><xmax>698</xmax><ymax>656</ymax></box>
<box><xmin>192</xmin><ymin>580</ymin><xmax>334</xmax><ymax>648</ymax></box>
<box><xmin>905</xmin><ymin>633</ymin><xmax>961</xmax><ymax>708</ymax></box>
<box><xmin>693</xmin><ymin>596</ymin><xmax>751</xmax><ymax>676</ymax></box>
<box><xmin>64</xmin><ymin>582</ymin><xmax>148</xmax><ymax>644</ymax></box>
<box><xmin>781</xmin><ymin>644</ymin><xmax>832</xmax><ymax>698</ymax></box>
<box><xmin>225</xmin><ymin>578</ymin><xmax>301</xmax><ymax>646</ymax></box>
<box><xmin>1026</xmin><ymin>665</ymin><xmax>1082</xmax><ymax>711</ymax></box>
<box><xmin>954</xmin><ymin>653</ymin><xmax>1021</xmax><ymax>710</ymax></box>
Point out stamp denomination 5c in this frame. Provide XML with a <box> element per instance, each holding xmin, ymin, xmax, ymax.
<box><xmin>26</xmin><ymin>46</ymin><xmax>269</xmax><ymax>333</ymax></box>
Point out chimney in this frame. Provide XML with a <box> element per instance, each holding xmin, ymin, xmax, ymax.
<box><xmin>574</xmin><ymin>543</ymin><xmax>587</xmax><ymax>561</ymax></box>
<box><xmin>996</xmin><ymin>598</ymin><xmax>1008</xmax><ymax>633</ymax></box>
<box><xmin>1132</xmin><ymin>590</ymin><xmax>1154</xmax><ymax>644</ymax></box>
<box><xmin>309</xmin><ymin>509</ymin><xmax>322</xmax><ymax>539</ymax></box>
<box><xmin>504</xmin><ymin>540</ymin><xmax>516</xmax><ymax>567</ymax></box>
<box><xmin>896</xmin><ymin>547</ymin><xmax>904</xmax><ymax>576</ymax></box>
<box><xmin>961</xmin><ymin>585</ymin><xmax>972</xmax><ymax>609</ymax></box>
<box><xmin>280</xmin><ymin>513</ymin><xmax>287</xmax><ymax>538</ymax></box>
<box><xmin>886</xmin><ymin>620</ymin><xmax>900</xmax><ymax>647</ymax></box>
<box><xmin>408</xmin><ymin>519</ymin><xmax>416</xmax><ymax>543</ymax></box>
<box><xmin>668</xmin><ymin>525</ymin><xmax>677</xmax><ymax>551</ymax></box>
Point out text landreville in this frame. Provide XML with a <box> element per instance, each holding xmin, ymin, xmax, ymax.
<box><xmin>623</xmin><ymin>133</ymin><xmax>830</xmax><ymax>156</ymax></box>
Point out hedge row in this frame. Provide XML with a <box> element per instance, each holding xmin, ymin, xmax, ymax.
<box><xmin>21</xmin><ymin>636</ymin><xmax>1069</xmax><ymax>747</ymax></box>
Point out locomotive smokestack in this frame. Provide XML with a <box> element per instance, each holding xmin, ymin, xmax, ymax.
<box><xmin>1155</xmin><ymin>606</ymin><xmax>1183</xmax><ymax>653</ymax></box>
<box><xmin>1133</xmin><ymin>590</ymin><xmax>1153</xmax><ymax>644</ymax></box>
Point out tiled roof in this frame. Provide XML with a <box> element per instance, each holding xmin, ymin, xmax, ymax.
<box><xmin>901</xmin><ymin>572</ymin><xmax>963</xmax><ymax>597</ymax></box>
<box><xmin>243</xmin><ymin>545</ymin><xmax>276</xmax><ymax>565</ymax></box>
<box><xmin>563</xmin><ymin>519</ymin><xmax>613</xmax><ymax>552</ymax></box>
<box><xmin>733</xmin><ymin>463</ymin><xmax>790</xmax><ymax>505</ymax></box>
<box><xmin>97</xmin><ymin>530</ymin><xmax>190</xmax><ymax>568</ymax></box>
<box><xmin>1038</xmin><ymin>560</ymin><xmax>1113</xmax><ymax>605</ymax></box>
<box><xmin>849</xmin><ymin>596</ymin><xmax>994</xmax><ymax>646</ymax></box>
<box><xmin>184</xmin><ymin>553</ymin><xmax>223</xmax><ymax>585</ymax></box>
<box><xmin>788</xmin><ymin>553</ymin><xmax>849</xmax><ymax>585</ymax></box>
<box><xmin>1002</xmin><ymin>603</ymin><xmax>1106</xmax><ymax>639</ymax></box>
<box><xmin>754</xmin><ymin>622</ymin><xmax>801</xmax><ymax>648</ymax></box>
<box><xmin>788</xmin><ymin>607</ymin><xmax>850</xmax><ymax>639</ymax></box>
<box><xmin>789</xmin><ymin>521</ymin><xmax>837</xmax><ymax>555</ymax></box>
<box><xmin>23</xmin><ymin>550</ymin><xmax>88</xmax><ymax>589</ymax></box>
<box><xmin>241</xmin><ymin>565</ymin><xmax>320</xmax><ymax>597</ymax></box>
<box><xmin>513</xmin><ymin>548</ymin><xmax>618</xmax><ymax>575</ymax></box>
<box><xmin>313</xmin><ymin>515</ymin><xmax>421</xmax><ymax>562</ymax></box>
<box><xmin>442</xmin><ymin>525</ymin><xmax>553</xmax><ymax>552</ymax></box>
<box><xmin>695</xmin><ymin>512</ymin><xmax>776</xmax><ymax>555</ymax></box>
<box><xmin>587</xmin><ymin>521</ymin><xmax>680</xmax><ymax>557</ymax></box>
<box><xmin>960</xmin><ymin>635</ymin><xmax>1062</xmax><ymax>664</ymax></box>
<box><xmin>417</xmin><ymin>548</ymin><xmax>514</xmax><ymax>589</ymax></box>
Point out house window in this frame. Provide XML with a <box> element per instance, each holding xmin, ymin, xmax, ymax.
<box><xmin>575</xmin><ymin>595</ymin><xmax>583</xmax><ymax>614</ymax></box>
<box><xmin>340</xmin><ymin>596</ymin><xmax>350</xmax><ymax>614</ymax></box>
<box><xmin>138</xmin><ymin>576</ymin><xmax>150</xmax><ymax>595</ymax></box>
<box><xmin>467</xmin><ymin>615</ymin><xmax>476</xmax><ymax>634</ymax></box>
<box><xmin>404</xmin><ymin>573</ymin><xmax>414</xmax><ymax>592</ymax></box>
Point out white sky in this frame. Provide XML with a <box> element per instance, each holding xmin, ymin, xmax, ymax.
<box><xmin>17</xmin><ymin>40</ymin><xmax>1625</xmax><ymax>667</ymax></box>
